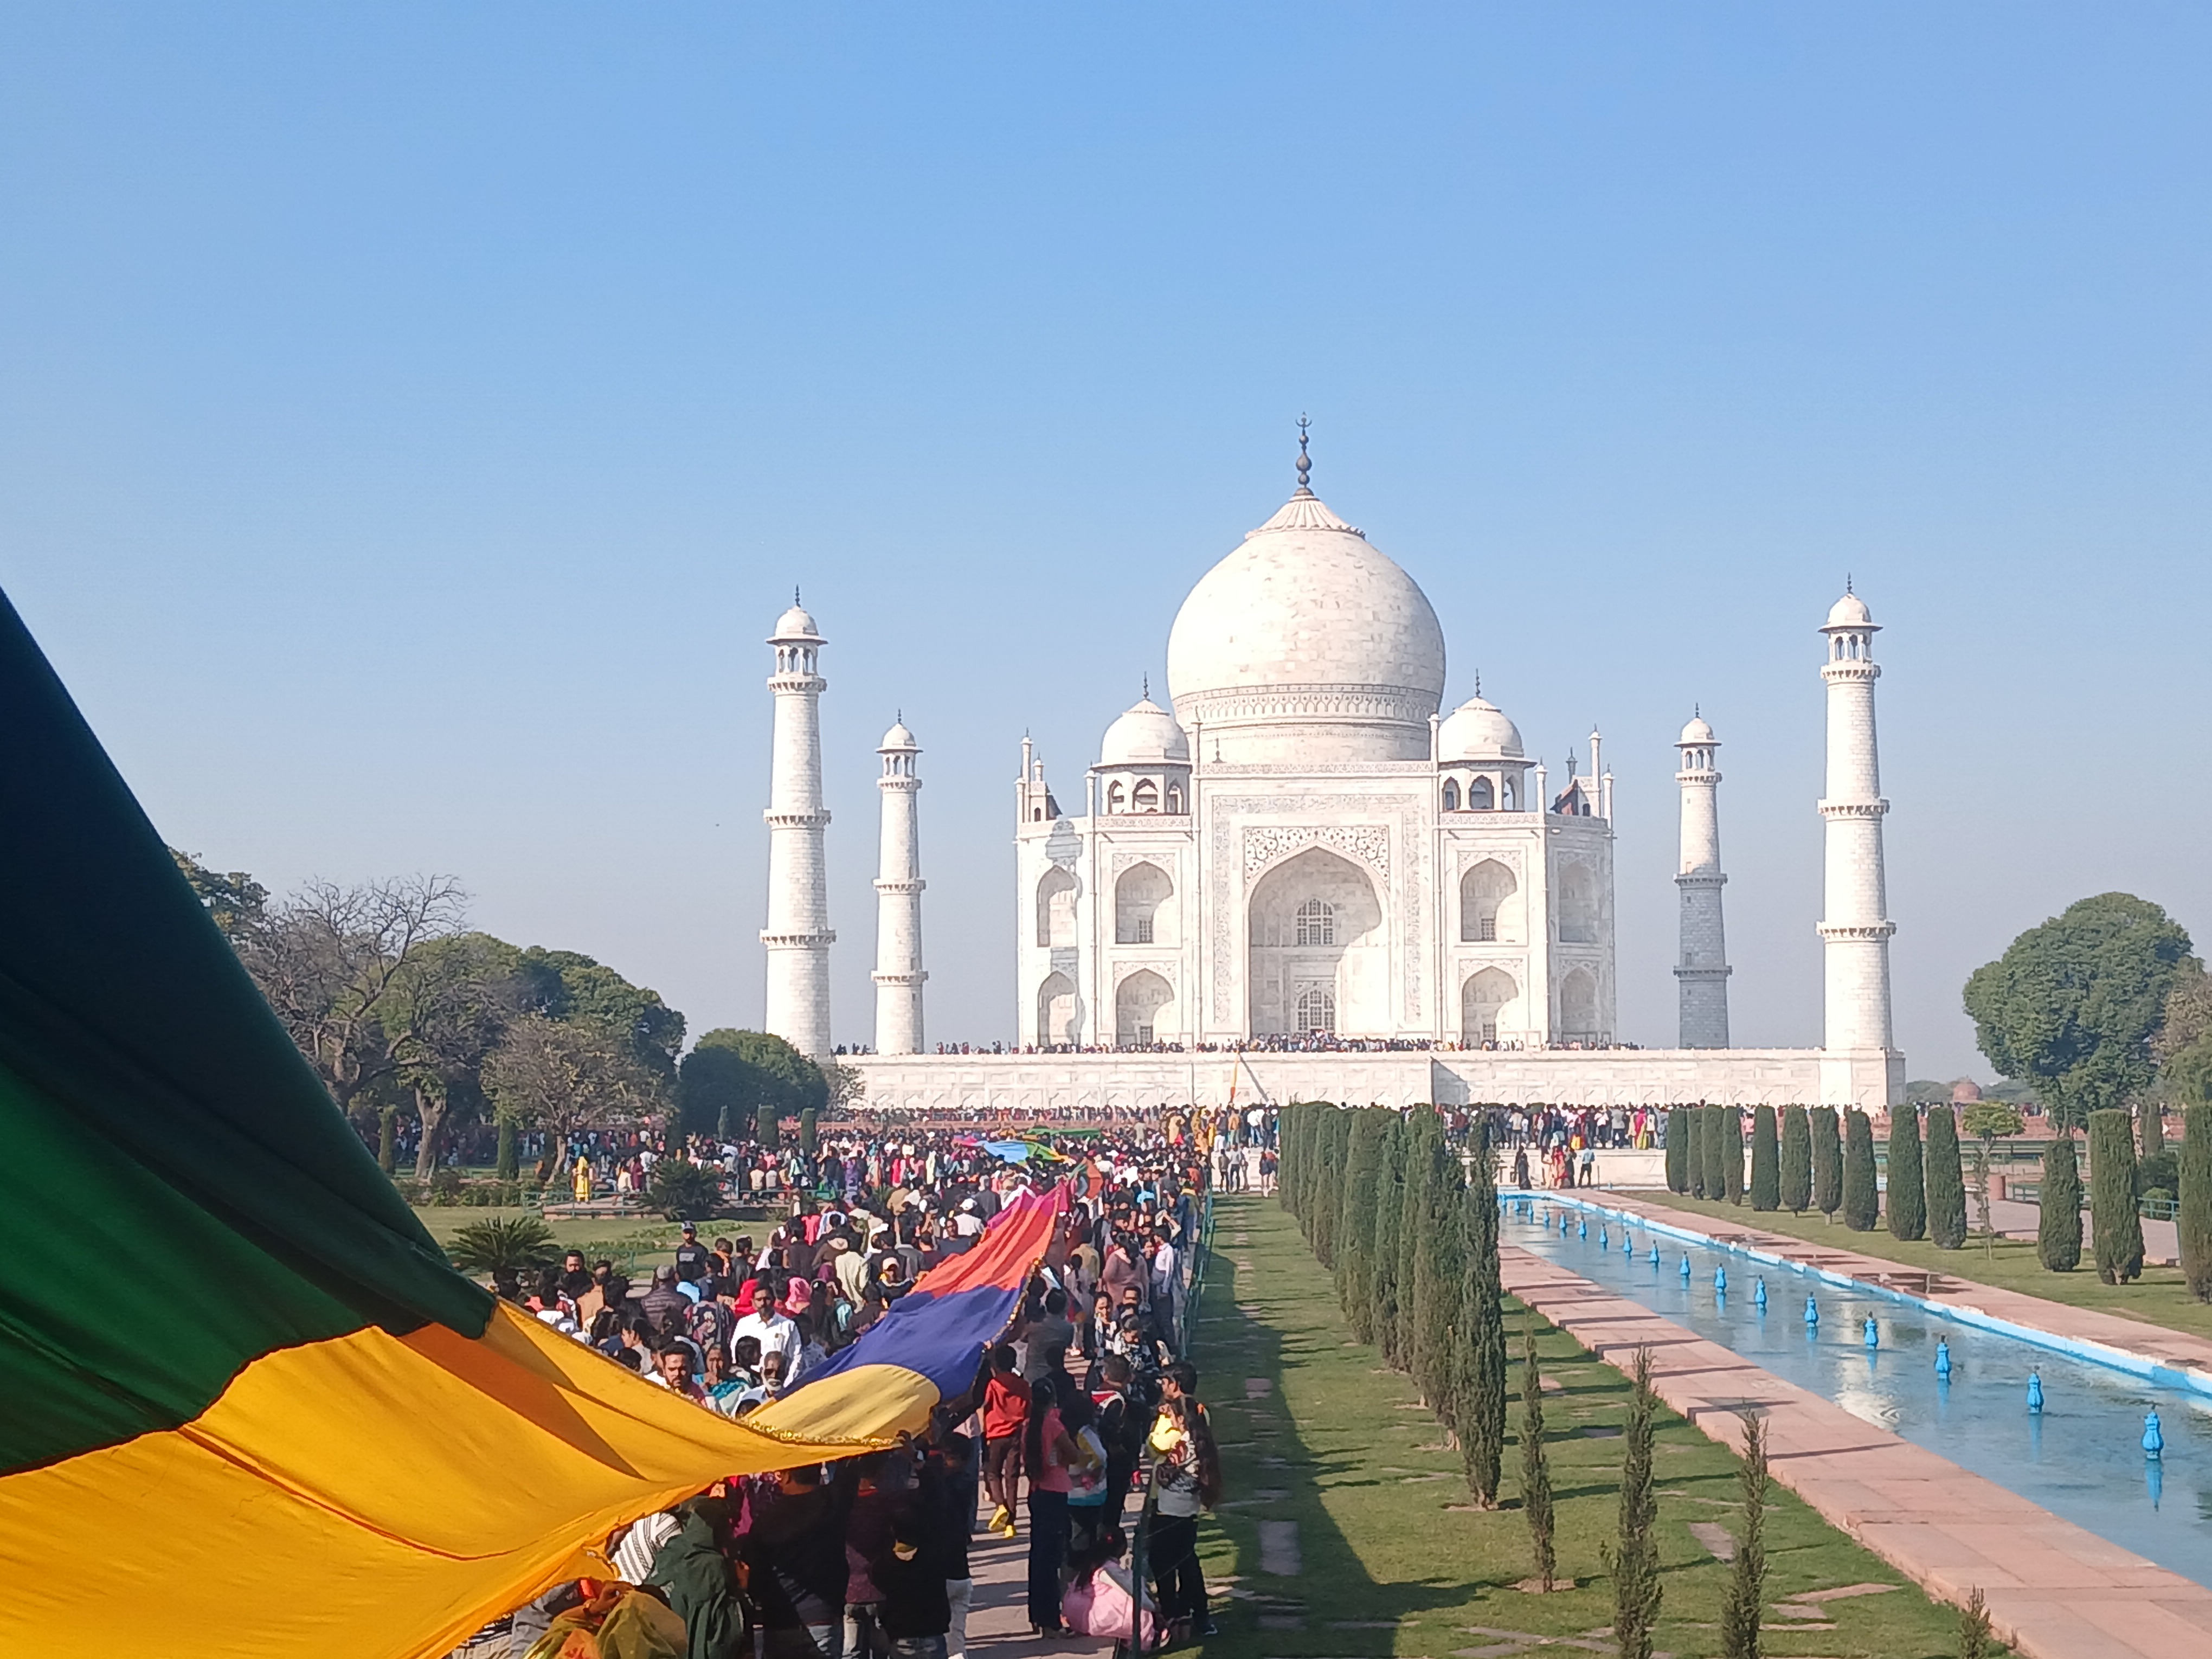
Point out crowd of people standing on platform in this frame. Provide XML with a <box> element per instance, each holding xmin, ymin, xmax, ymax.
<box><xmin>452</xmin><ymin>1109</ymin><xmax>1245</xmax><ymax>1659</ymax></box>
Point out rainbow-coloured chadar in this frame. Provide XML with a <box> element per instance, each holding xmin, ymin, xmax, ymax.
<box><xmin>0</xmin><ymin>588</ymin><xmax>1060</xmax><ymax>1659</ymax></box>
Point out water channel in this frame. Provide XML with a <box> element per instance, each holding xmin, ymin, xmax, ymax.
<box><xmin>1506</xmin><ymin>1194</ymin><xmax>2212</xmax><ymax>1589</ymax></box>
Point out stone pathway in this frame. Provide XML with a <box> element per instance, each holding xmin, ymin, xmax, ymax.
<box><xmin>1578</xmin><ymin>1192</ymin><xmax>2212</xmax><ymax>1386</ymax></box>
<box><xmin>1501</xmin><ymin>1244</ymin><xmax>2212</xmax><ymax>1659</ymax></box>
<box><xmin>961</xmin><ymin>1501</ymin><xmax>1113</xmax><ymax>1659</ymax></box>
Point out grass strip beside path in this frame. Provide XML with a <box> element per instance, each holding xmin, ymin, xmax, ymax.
<box><xmin>1629</xmin><ymin>1189</ymin><xmax>2212</xmax><ymax>1345</ymax></box>
<box><xmin>1187</xmin><ymin>1196</ymin><xmax>1983</xmax><ymax>1659</ymax></box>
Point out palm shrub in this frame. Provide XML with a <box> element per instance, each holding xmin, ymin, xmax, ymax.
<box><xmin>1458</xmin><ymin>1122</ymin><xmax>1508</xmax><ymax>1508</ymax></box>
<box><xmin>2181</xmin><ymin>1106</ymin><xmax>2212</xmax><ymax>1301</ymax></box>
<box><xmin>1665</xmin><ymin>1107</ymin><xmax>1690</xmax><ymax>1194</ymax></box>
<box><xmin>448</xmin><ymin>1214</ymin><xmax>559</xmax><ymax>1277</ymax></box>
<box><xmin>1925</xmin><ymin>1104</ymin><xmax>1967</xmax><ymax>1250</ymax></box>
<box><xmin>1811</xmin><ymin>1107</ymin><xmax>1843</xmax><ymax>1219</ymax></box>
<box><xmin>1718</xmin><ymin>1411</ymin><xmax>1769</xmax><ymax>1659</ymax></box>
<box><xmin>1779</xmin><ymin>1105</ymin><xmax>1812</xmax><ymax>1213</ymax></box>
<box><xmin>1748</xmin><ymin>1105</ymin><xmax>1779</xmax><ymax>1211</ymax></box>
<box><xmin>647</xmin><ymin>1157</ymin><xmax>725</xmax><ymax>1221</ymax></box>
<box><xmin>1520</xmin><ymin>1315</ymin><xmax>1555</xmax><ymax>1592</ymax></box>
<box><xmin>1887</xmin><ymin>1105</ymin><xmax>1926</xmax><ymax>1242</ymax></box>
<box><xmin>1841</xmin><ymin>1109</ymin><xmax>1879</xmax><ymax>1231</ymax></box>
<box><xmin>2038</xmin><ymin>1133</ymin><xmax>2083</xmax><ymax>1272</ymax></box>
<box><xmin>1610</xmin><ymin>1348</ymin><xmax>1663</xmax><ymax>1659</ymax></box>
<box><xmin>2089</xmin><ymin>1109</ymin><xmax>2145</xmax><ymax>1284</ymax></box>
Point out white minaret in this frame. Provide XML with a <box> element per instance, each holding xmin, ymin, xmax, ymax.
<box><xmin>762</xmin><ymin>595</ymin><xmax>833</xmax><ymax>1058</ymax></box>
<box><xmin>1673</xmin><ymin>712</ymin><xmax>1731</xmax><ymax>1047</ymax></box>
<box><xmin>871</xmin><ymin>716</ymin><xmax>925</xmax><ymax>1054</ymax></box>
<box><xmin>1817</xmin><ymin>586</ymin><xmax>1895</xmax><ymax>1053</ymax></box>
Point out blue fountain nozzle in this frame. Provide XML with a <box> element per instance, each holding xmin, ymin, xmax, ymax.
<box><xmin>2027</xmin><ymin>1370</ymin><xmax>2044</xmax><ymax>1413</ymax></box>
<box><xmin>1804</xmin><ymin>1295</ymin><xmax>1819</xmax><ymax>1326</ymax></box>
<box><xmin>1934</xmin><ymin>1339</ymin><xmax>1952</xmax><ymax>1379</ymax></box>
<box><xmin>1599</xmin><ymin>1226</ymin><xmax>1609</xmax><ymax>1247</ymax></box>
<box><xmin>1623</xmin><ymin>1232</ymin><xmax>1634</xmax><ymax>1254</ymax></box>
<box><xmin>1863</xmin><ymin>1315</ymin><xmax>1880</xmax><ymax>1351</ymax></box>
<box><xmin>1714</xmin><ymin>1266</ymin><xmax>1727</xmax><ymax>1291</ymax></box>
<box><xmin>1680</xmin><ymin>1255</ymin><xmax>1693</xmax><ymax>1279</ymax></box>
<box><xmin>1753</xmin><ymin>1278</ymin><xmax>1768</xmax><ymax>1308</ymax></box>
<box><xmin>2144</xmin><ymin>1410</ymin><xmax>2165</xmax><ymax>1458</ymax></box>
<box><xmin>1578</xmin><ymin>1218</ymin><xmax>1587</xmax><ymax>1238</ymax></box>
<box><xmin>1649</xmin><ymin>1245</ymin><xmax>1660</xmax><ymax>1265</ymax></box>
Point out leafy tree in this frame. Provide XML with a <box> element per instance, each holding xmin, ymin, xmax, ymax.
<box><xmin>483</xmin><ymin>1012</ymin><xmax>660</xmax><ymax>1148</ymax></box>
<box><xmin>1887</xmin><ymin>1105</ymin><xmax>1926</xmax><ymax>1242</ymax></box>
<box><xmin>2037</xmin><ymin>1134</ymin><xmax>2082</xmax><ymax>1272</ymax></box>
<box><xmin>1960</xmin><ymin>1102</ymin><xmax>2023</xmax><ymax>1251</ymax></box>
<box><xmin>1520</xmin><ymin>1315</ymin><xmax>1555</xmax><ymax>1592</ymax></box>
<box><xmin>1457</xmin><ymin>1121</ymin><xmax>1507</xmax><ymax>1509</ymax></box>
<box><xmin>1719</xmin><ymin>1412</ymin><xmax>1769</xmax><ymax>1659</ymax></box>
<box><xmin>1779</xmin><ymin>1106</ymin><xmax>1811</xmax><ymax>1213</ymax></box>
<box><xmin>1748</xmin><ymin>1105</ymin><xmax>1779</xmax><ymax>1211</ymax></box>
<box><xmin>448</xmin><ymin>1214</ymin><xmax>558</xmax><ymax>1276</ymax></box>
<box><xmin>1924</xmin><ymin>1103</ymin><xmax>1967</xmax><ymax>1250</ymax></box>
<box><xmin>2154</xmin><ymin>959</ymin><xmax>2212</xmax><ymax>1107</ymax></box>
<box><xmin>2180</xmin><ymin>1105</ymin><xmax>2212</xmax><ymax>1301</ymax></box>
<box><xmin>1610</xmin><ymin>1348</ymin><xmax>1663</xmax><ymax>1659</ymax></box>
<box><xmin>385</xmin><ymin>931</ymin><xmax>519</xmax><ymax>1178</ymax></box>
<box><xmin>515</xmin><ymin>946</ymin><xmax>686</xmax><ymax>1085</ymax></box>
<box><xmin>1963</xmin><ymin>893</ymin><xmax>2194</xmax><ymax>1130</ymax></box>
<box><xmin>1841</xmin><ymin>1109</ymin><xmax>1878</xmax><ymax>1230</ymax></box>
<box><xmin>2088</xmin><ymin>1109</ymin><xmax>2145</xmax><ymax>1284</ymax></box>
<box><xmin>647</xmin><ymin>1157</ymin><xmax>725</xmax><ymax>1221</ymax></box>
<box><xmin>170</xmin><ymin>848</ymin><xmax>269</xmax><ymax>938</ymax></box>
<box><xmin>1664</xmin><ymin>1107</ymin><xmax>1690</xmax><ymax>1194</ymax></box>
<box><xmin>1810</xmin><ymin>1107</ymin><xmax>1842</xmax><ymax>1219</ymax></box>
<box><xmin>680</xmin><ymin>1028</ymin><xmax>826</xmax><ymax>1138</ymax></box>
<box><xmin>1720</xmin><ymin>1106</ymin><xmax>1745</xmax><ymax>1205</ymax></box>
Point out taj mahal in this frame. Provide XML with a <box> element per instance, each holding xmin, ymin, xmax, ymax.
<box><xmin>759</xmin><ymin>434</ymin><xmax>1907</xmax><ymax>1113</ymax></box>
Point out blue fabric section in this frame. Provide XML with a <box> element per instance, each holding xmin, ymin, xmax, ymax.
<box><xmin>788</xmin><ymin>1283</ymin><xmax>1022</xmax><ymax>1401</ymax></box>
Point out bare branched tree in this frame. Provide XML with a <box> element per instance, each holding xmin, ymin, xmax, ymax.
<box><xmin>481</xmin><ymin>1012</ymin><xmax>660</xmax><ymax>1150</ymax></box>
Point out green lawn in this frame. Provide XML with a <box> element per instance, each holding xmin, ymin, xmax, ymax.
<box><xmin>409</xmin><ymin>1206</ymin><xmax>692</xmax><ymax>1275</ymax></box>
<box><xmin>1629</xmin><ymin>1189</ymin><xmax>2212</xmax><ymax>1346</ymax></box>
<box><xmin>1186</xmin><ymin>1195</ymin><xmax>1991</xmax><ymax>1659</ymax></box>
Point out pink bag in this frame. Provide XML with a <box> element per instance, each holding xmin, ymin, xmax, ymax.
<box><xmin>1063</xmin><ymin>1564</ymin><xmax>1160</xmax><ymax>1649</ymax></box>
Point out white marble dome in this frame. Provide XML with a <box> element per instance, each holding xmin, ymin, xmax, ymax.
<box><xmin>1439</xmin><ymin>695</ymin><xmax>1523</xmax><ymax>762</ymax></box>
<box><xmin>771</xmin><ymin>602</ymin><xmax>823</xmax><ymax>642</ymax></box>
<box><xmin>1824</xmin><ymin>591</ymin><xmax>1873</xmax><ymax>630</ymax></box>
<box><xmin>879</xmin><ymin>718</ymin><xmax>918</xmax><ymax>751</ymax></box>
<box><xmin>1165</xmin><ymin>488</ymin><xmax>1446</xmax><ymax>763</ymax></box>
<box><xmin>1678</xmin><ymin>714</ymin><xmax>1715</xmax><ymax>746</ymax></box>
<box><xmin>1099</xmin><ymin>696</ymin><xmax>1190</xmax><ymax>767</ymax></box>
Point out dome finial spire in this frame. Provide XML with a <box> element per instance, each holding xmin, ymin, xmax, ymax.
<box><xmin>1295</xmin><ymin>414</ymin><xmax>1313</xmax><ymax>494</ymax></box>
<box><xmin>1845</xmin><ymin>573</ymin><xmax>1853</xmax><ymax>594</ymax></box>
<box><xmin>1474</xmin><ymin>668</ymin><xmax>1481</xmax><ymax>698</ymax></box>
<box><xmin>1142</xmin><ymin>672</ymin><xmax>1150</xmax><ymax>701</ymax></box>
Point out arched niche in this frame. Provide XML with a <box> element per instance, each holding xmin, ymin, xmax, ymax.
<box><xmin>1559</xmin><ymin>967</ymin><xmax>1598</xmax><ymax>1039</ymax></box>
<box><xmin>1115</xmin><ymin>861</ymin><xmax>1173</xmax><ymax>945</ymax></box>
<box><xmin>1115</xmin><ymin>969</ymin><xmax>1174</xmax><ymax>1045</ymax></box>
<box><xmin>1036</xmin><ymin>865</ymin><xmax>1078</xmax><ymax>949</ymax></box>
<box><xmin>1459</xmin><ymin>858</ymin><xmax>1517</xmax><ymax>943</ymax></box>
<box><xmin>1037</xmin><ymin>971</ymin><xmax>1078</xmax><ymax>1046</ymax></box>
<box><xmin>1558</xmin><ymin>862</ymin><xmax>1599</xmax><ymax>944</ymax></box>
<box><xmin>1246</xmin><ymin>846</ymin><xmax>1386</xmax><ymax>1037</ymax></box>
<box><xmin>1461</xmin><ymin>966</ymin><xmax>1517</xmax><ymax>1045</ymax></box>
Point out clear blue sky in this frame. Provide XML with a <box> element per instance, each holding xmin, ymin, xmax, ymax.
<box><xmin>4</xmin><ymin>5</ymin><xmax>2207</xmax><ymax>1080</ymax></box>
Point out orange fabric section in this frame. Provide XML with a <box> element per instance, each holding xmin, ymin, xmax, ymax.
<box><xmin>0</xmin><ymin>1302</ymin><xmax>902</xmax><ymax>1659</ymax></box>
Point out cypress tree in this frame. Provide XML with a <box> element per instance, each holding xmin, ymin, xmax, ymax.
<box><xmin>1413</xmin><ymin>1138</ymin><xmax>1467</xmax><ymax>1417</ymax></box>
<box><xmin>2143</xmin><ymin>1104</ymin><xmax>2168</xmax><ymax>1162</ymax></box>
<box><xmin>1841</xmin><ymin>1109</ymin><xmax>1878</xmax><ymax>1231</ymax></box>
<box><xmin>1721</xmin><ymin>1106</ymin><xmax>1746</xmax><ymax>1205</ymax></box>
<box><xmin>1458</xmin><ymin>1122</ymin><xmax>1508</xmax><ymax>1508</ymax></box>
<box><xmin>1610</xmin><ymin>1347</ymin><xmax>1663</xmax><ymax>1659</ymax></box>
<box><xmin>2037</xmin><ymin>1133</ymin><xmax>2082</xmax><ymax>1272</ymax></box>
<box><xmin>755</xmin><ymin>1101</ymin><xmax>780</xmax><ymax>1154</ymax></box>
<box><xmin>1664</xmin><ymin>1107</ymin><xmax>1690</xmax><ymax>1194</ymax></box>
<box><xmin>1778</xmin><ymin>1105</ymin><xmax>1811</xmax><ymax>1214</ymax></box>
<box><xmin>1887</xmin><ymin>1105</ymin><xmax>1926</xmax><ymax>1242</ymax></box>
<box><xmin>2181</xmin><ymin>1105</ymin><xmax>2212</xmax><ymax>1302</ymax></box>
<box><xmin>1520</xmin><ymin>1316</ymin><xmax>1555</xmax><ymax>1592</ymax></box>
<box><xmin>494</xmin><ymin>1117</ymin><xmax>520</xmax><ymax>1182</ymax></box>
<box><xmin>1312</xmin><ymin>1110</ymin><xmax>1341</xmax><ymax>1266</ymax></box>
<box><xmin>1811</xmin><ymin>1107</ymin><xmax>1843</xmax><ymax>1219</ymax></box>
<box><xmin>799</xmin><ymin>1107</ymin><xmax>819</xmax><ymax>1160</ymax></box>
<box><xmin>2089</xmin><ymin>1109</ymin><xmax>2145</xmax><ymax>1285</ymax></box>
<box><xmin>1925</xmin><ymin>1104</ymin><xmax>1967</xmax><ymax>1250</ymax></box>
<box><xmin>1393</xmin><ymin>1111</ymin><xmax>1436</xmax><ymax>1373</ymax></box>
<box><xmin>1748</xmin><ymin>1105</ymin><xmax>1780</xmax><ymax>1211</ymax></box>
<box><xmin>1702</xmin><ymin>1104</ymin><xmax>1728</xmax><ymax>1203</ymax></box>
<box><xmin>1372</xmin><ymin>1115</ymin><xmax>1409</xmax><ymax>1351</ymax></box>
<box><xmin>1718</xmin><ymin>1411</ymin><xmax>1768</xmax><ymax>1659</ymax></box>
<box><xmin>1339</xmin><ymin>1111</ymin><xmax>1390</xmax><ymax>1338</ymax></box>
<box><xmin>1686</xmin><ymin>1107</ymin><xmax>1709</xmax><ymax>1199</ymax></box>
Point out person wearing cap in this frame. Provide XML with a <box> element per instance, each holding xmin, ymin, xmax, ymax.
<box><xmin>639</xmin><ymin>1264</ymin><xmax>689</xmax><ymax>1328</ymax></box>
<box><xmin>674</xmin><ymin>1222</ymin><xmax>713</xmax><ymax>1287</ymax></box>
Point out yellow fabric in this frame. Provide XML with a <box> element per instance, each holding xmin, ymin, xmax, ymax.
<box><xmin>748</xmin><ymin>1360</ymin><xmax>940</xmax><ymax>1444</ymax></box>
<box><xmin>0</xmin><ymin>1302</ymin><xmax>896</xmax><ymax>1659</ymax></box>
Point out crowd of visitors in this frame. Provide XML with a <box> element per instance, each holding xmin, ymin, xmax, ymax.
<box><xmin>453</xmin><ymin>1110</ymin><xmax>1244</xmax><ymax>1659</ymax></box>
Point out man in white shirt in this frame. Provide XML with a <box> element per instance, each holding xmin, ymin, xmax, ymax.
<box><xmin>730</xmin><ymin>1282</ymin><xmax>800</xmax><ymax>1378</ymax></box>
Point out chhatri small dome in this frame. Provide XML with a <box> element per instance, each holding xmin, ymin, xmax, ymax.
<box><xmin>1438</xmin><ymin>694</ymin><xmax>1523</xmax><ymax>763</ymax></box>
<box><xmin>770</xmin><ymin>596</ymin><xmax>824</xmax><ymax>642</ymax></box>
<box><xmin>1824</xmin><ymin>591</ymin><xmax>1874</xmax><ymax>630</ymax></box>
<box><xmin>1166</xmin><ymin>439</ymin><xmax>1445</xmax><ymax>765</ymax></box>
<box><xmin>1099</xmin><ymin>695</ymin><xmax>1190</xmax><ymax>767</ymax></box>
<box><xmin>879</xmin><ymin>718</ymin><xmax>918</xmax><ymax>752</ymax></box>
<box><xmin>1678</xmin><ymin>714</ymin><xmax>1716</xmax><ymax>747</ymax></box>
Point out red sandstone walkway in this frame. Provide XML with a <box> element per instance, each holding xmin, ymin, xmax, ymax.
<box><xmin>1501</xmin><ymin>1246</ymin><xmax>2212</xmax><ymax>1659</ymax></box>
<box><xmin>1583</xmin><ymin>1191</ymin><xmax>2212</xmax><ymax>1386</ymax></box>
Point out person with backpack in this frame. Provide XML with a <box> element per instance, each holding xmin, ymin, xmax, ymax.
<box><xmin>1146</xmin><ymin>1363</ymin><xmax>1219</xmax><ymax>1642</ymax></box>
<box><xmin>1088</xmin><ymin>1354</ymin><xmax>1142</xmax><ymax>1532</ymax></box>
